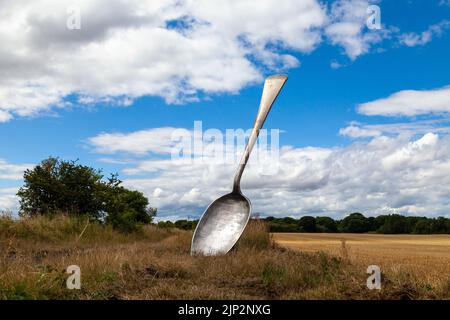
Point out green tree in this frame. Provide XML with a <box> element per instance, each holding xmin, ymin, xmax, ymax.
<box><xmin>431</xmin><ymin>217</ymin><xmax>449</xmax><ymax>234</ymax></box>
<box><xmin>18</xmin><ymin>157</ymin><xmax>106</xmax><ymax>218</ymax></box>
<box><xmin>298</xmin><ymin>216</ymin><xmax>317</xmax><ymax>232</ymax></box>
<box><xmin>377</xmin><ymin>214</ymin><xmax>411</xmax><ymax>234</ymax></box>
<box><xmin>339</xmin><ymin>213</ymin><xmax>370</xmax><ymax>233</ymax></box>
<box><xmin>413</xmin><ymin>219</ymin><xmax>432</xmax><ymax>234</ymax></box>
<box><xmin>266</xmin><ymin>217</ymin><xmax>300</xmax><ymax>232</ymax></box>
<box><xmin>104</xmin><ymin>186</ymin><xmax>156</xmax><ymax>232</ymax></box>
<box><xmin>374</xmin><ymin>215</ymin><xmax>387</xmax><ymax>231</ymax></box>
<box><xmin>17</xmin><ymin>157</ymin><xmax>155</xmax><ymax>231</ymax></box>
<box><xmin>157</xmin><ymin>220</ymin><xmax>175</xmax><ymax>228</ymax></box>
<box><xmin>367</xmin><ymin>216</ymin><xmax>380</xmax><ymax>232</ymax></box>
<box><xmin>316</xmin><ymin>216</ymin><xmax>338</xmax><ymax>232</ymax></box>
<box><xmin>174</xmin><ymin>219</ymin><xmax>197</xmax><ymax>230</ymax></box>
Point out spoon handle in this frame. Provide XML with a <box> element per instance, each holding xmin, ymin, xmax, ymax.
<box><xmin>232</xmin><ymin>75</ymin><xmax>288</xmax><ymax>193</ymax></box>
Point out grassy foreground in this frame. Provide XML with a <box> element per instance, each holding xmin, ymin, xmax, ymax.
<box><xmin>0</xmin><ymin>215</ymin><xmax>449</xmax><ymax>300</ymax></box>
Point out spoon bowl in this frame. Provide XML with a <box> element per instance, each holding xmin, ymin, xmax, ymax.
<box><xmin>191</xmin><ymin>191</ymin><xmax>250</xmax><ymax>256</ymax></box>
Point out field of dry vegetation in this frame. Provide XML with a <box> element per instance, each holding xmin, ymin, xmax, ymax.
<box><xmin>0</xmin><ymin>215</ymin><xmax>449</xmax><ymax>300</ymax></box>
<box><xmin>274</xmin><ymin>233</ymin><xmax>450</xmax><ymax>299</ymax></box>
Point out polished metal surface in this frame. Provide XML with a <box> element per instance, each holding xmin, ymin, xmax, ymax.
<box><xmin>191</xmin><ymin>74</ymin><xmax>288</xmax><ymax>256</ymax></box>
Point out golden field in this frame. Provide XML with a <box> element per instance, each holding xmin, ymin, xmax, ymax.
<box><xmin>0</xmin><ymin>216</ymin><xmax>449</xmax><ymax>300</ymax></box>
<box><xmin>273</xmin><ymin>233</ymin><xmax>450</xmax><ymax>295</ymax></box>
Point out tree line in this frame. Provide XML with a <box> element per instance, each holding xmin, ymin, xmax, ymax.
<box><xmin>265</xmin><ymin>213</ymin><xmax>450</xmax><ymax>234</ymax></box>
<box><xmin>159</xmin><ymin>213</ymin><xmax>450</xmax><ymax>234</ymax></box>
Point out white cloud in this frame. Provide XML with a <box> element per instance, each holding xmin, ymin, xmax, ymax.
<box><xmin>0</xmin><ymin>0</ymin><xmax>330</xmax><ymax>122</ymax></box>
<box><xmin>325</xmin><ymin>0</ymin><xmax>388</xmax><ymax>60</ymax></box>
<box><xmin>88</xmin><ymin>127</ymin><xmax>184</xmax><ymax>155</ymax></box>
<box><xmin>0</xmin><ymin>187</ymin><xmax>20</xmax><ymax>212</ymax></box>
<box><xmin>89</xmin><ymin>127</ymin><xmax>450</xmax><ymax>219</ymax></box>
<box><xmin>381</xmin><ymin>132</ymin><xmax>439</xmax><ymax>170</ymax></box>
<box><xmin>0</xmin><ymin>0</ymin><xmax>408</xmax><ymax>123</ymax></box>
<box><xmin>0</xmin><ymin>110</ymin><xmax>13</xmax><ymax>123</ymax></box>
<box><xmin>0</xmin><ymin>158</ymin><xmax>32</xmax><ymax>212</ymax></box>
<box><xmin>339</xmin><ymin>124</ymin><xmax>381</xmax><ymax>137</ymax></box>
<box><xmin>330</xmin><ymin>60</ymin><xmax>345</xmax><ymax>69</ymax></box>
<box><xmin>185</xmin><ymin>0</ymin><xmax>326</xmax><ymax>54</ymax></box>
<box><xmin>358</xmin><ymin>85</ymin><xmax>450</xmax><ymax>116</ymax></box>
<box><xmin>0</xmin><ymin>159</ymin><xmax>32</xmax><ymax>180</ymax></box>
<box><xmin>399</xmin><ymin>20</ymin><xmax>450</xmax><ymax>47</ymax></box>
<box><xmin>340</xmin><ymin>119</ymin><xmax>450</xmax><ymax>138</ymax></box>
<box><xmin>0</xmin><ymin>192</ymin><xmax>19</xmax><ymax>212</ymax></box>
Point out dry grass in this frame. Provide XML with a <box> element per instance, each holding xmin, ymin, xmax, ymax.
<box><xmin>0</xmin><ymin>216</ymin><xmax>449</xmax><ymax>300</ymax></box>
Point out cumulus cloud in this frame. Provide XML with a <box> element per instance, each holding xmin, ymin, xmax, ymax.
<box><xmin>330</xmin><ymin>60</ymin><xmax>345</xmax><ymax>69</ymax></box>
<box><xmin>0</xmin><ymin>0</ymin><xmax>329</xmax><ymax>122</ymax></box>
<box><xmin>88</xmin><ymin>125</ymin><xmax>243</xmax><ymax>162</ymax></box>
<box><xmin>88</xmin><ymin>127</ymin><xmax>185</xmax><ymax>155</ymax></box>
<box><xmin>0</xmin><ymin>159</ymin><xmax>32</xmax><ymax>180</ymax></box>
<box><xmin>0</xmin><ymin>191</ymin><xmax>19</xmax><ymax>212</ymax></box>
<box><xmin>0</xmin><ymin>110</ymin><xmax>13</xmax><ymax>123</ymax></box>
<box><xmin>0</xmin><ymin>160</ymin><xmax>32</xmax><ymax>211</ymax></box>
<box><xmin>399</xmin><ymin>20</ymin><xmax>450</xmax><ymax>47</ymax></box>
<box><xmin>0</xmin><ymin>0</ymin><xmax>398</xmax><ymax>122</ymax></box>
<box><xmin>325</xmin><ymin>0</ymin><xmax>388</xmax><ymax>60</ymax></box>
<box><xmin>339</xmin><ymin>124</ymin><xmax>381</xmax><ymax>137</ymax></box>
<box><xmin>340</xmin><ymin>119</ymin><xmax>450</xmax><ymax>138</ymax></box>
<box><xmin>358</xmin><ymin>85</ymin><xmax>450</xmax><ymax>117</ymax></box>
<box><xmin>89</xmin><ymin>127</ymin><xmax>450</xmax><ymax>219</ymax></box>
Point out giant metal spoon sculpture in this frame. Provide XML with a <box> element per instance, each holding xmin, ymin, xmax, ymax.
<box><xmin>191</xmin><ymin>74</ymin><xmax>288</xmax><ymax>256</ymax></box>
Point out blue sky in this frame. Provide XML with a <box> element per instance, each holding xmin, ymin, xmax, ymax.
<box><xmin>1</xmin><ymin>0</ymin><xmax>450</xmax><ymax>219</ymax></box>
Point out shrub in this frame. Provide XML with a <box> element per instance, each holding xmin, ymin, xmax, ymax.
<box><xmin>17</xmin><ymin>157</ymin><xmax>156</xmax><ymax>232</ymax></box>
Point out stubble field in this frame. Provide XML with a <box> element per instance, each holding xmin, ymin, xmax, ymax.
<box><xmin>273</xmin><ymin>233</ymin><xmax>450</xmax><ymax>296</ymax></box>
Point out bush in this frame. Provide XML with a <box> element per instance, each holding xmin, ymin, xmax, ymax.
<box><xmin>158</xmin><ymin>220</ymin><xmax>175</xmax><ymax>228</ymax></box>
<box><xmin>174</xmin><ymin>220</ymin><xmax>197</xmax><ymax>230</ymax></box>
<box><xmin>17</xmin><ymin>157</ymin><xmax>156</xmax><ymax>232</ymax></box>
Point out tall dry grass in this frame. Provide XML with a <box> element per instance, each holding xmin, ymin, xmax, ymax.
<box><xmin>0</xmin><ymin>216</ymin><xmax>448</xmax><ymax>300</ymax></box>
<box><xmin>0</xmin><ymin>214</ymin><xmax>175</xmax><ymax>245</ymax></box>
<box><xmin>235</xmin><ymin>218</ymin><xmax>273</xmax><ymax>251</ymax></box>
